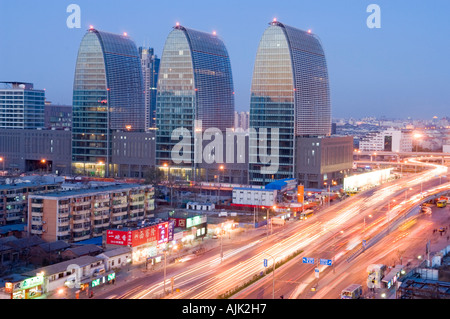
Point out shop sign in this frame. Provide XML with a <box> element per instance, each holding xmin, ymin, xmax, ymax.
<box><xmin>13</xmin><ymin>275</ymin><xmax>44</xmax><ymax>291</ymax></box>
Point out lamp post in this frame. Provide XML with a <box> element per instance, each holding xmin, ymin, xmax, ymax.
<box><xmin>163</xmin><ymin>249</ymin><xmax>167</xmax><ymax>295</ymax></box>
<box><xmin>263</xmin><ymin>252</ymin><xmax>280</xmax><ymax>299</ymax></box>
<box><xmin>218</xmin><ymin>165</ymin><xmax>224</xmax><ymax>205</ymax></box>
<box><xmin>387</xmin><ymin>199</ymin><xmax>396</xmax><ymax>234</ymax></box>
<box><xmin>414</xmin><ymin>133</ymin><xmax>422</xmax><ymax>153</ymax></box>
<box><xmin>0</xmin><ymin>157</ymin><xmax>4</xmax><ymax>172</ymax></box>
<box><xmin>163</xmin><ymin>163</ymin><xmax>173</xmax><ymax>207</ymax></box>
<box><xmin>41</xmin><ymin>159</ymin><xmax>48</xmax><ymax>174</ymax></box>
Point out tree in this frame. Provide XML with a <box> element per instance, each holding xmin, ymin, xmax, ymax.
<box><xmin>144</xmin><ymin>166</ymin><xmax>164</xmax><ymax>185</ymax></box>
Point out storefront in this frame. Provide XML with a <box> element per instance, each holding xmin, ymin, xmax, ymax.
<box><xmin>105</xmin><ymin>220</ymin><xmax>174</xmax><ymax>264</ymax></box>
<box><xmin>6</xmin><ymin>273</ymin><xmax>44</xmax><ymax>299</ymax></box>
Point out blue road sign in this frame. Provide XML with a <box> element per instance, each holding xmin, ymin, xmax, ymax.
<box><xmin>319</xmin><ymin>258</ymin><xmax>333</xmax><ymax>266</ymax></box>
<box><xmin>362</xmin><ymin>240</ymin><xmax>367</xmax><ymax>248</ymax></box>
<box><xmin>302</xmin><ymin>257</ymin><xmax>315</xmax><ymax>264</ymax></box>
<box><xmin>263</xmin><ymin>259</ymin><xmax>268</xmax><ymax>267</ymax></box>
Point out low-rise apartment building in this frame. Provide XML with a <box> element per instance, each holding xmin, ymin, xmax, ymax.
<box><xmin>27</xmin><ymin>184</ymin><xmax>155</xmax><ymax>243</ymax></box>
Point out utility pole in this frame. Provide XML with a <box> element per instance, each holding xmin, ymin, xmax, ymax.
<box><xmin>163</xmin><ymin>250</ymin><xmax>167</xmax><ymax>295</ymax></box>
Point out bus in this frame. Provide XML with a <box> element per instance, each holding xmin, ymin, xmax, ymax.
<box><xmin>300</xmin><ymin>209</ymin><xmax>314</xmax><ymax>220</ymax></box>
<box><xmin>437</xmin><ymin>200</ymin><xmax>447</xmax><ymax>208</ymax></box>
<box><xmin>341</xmin><ymin>284</ymin><xmax>363</xmax><ymax>299</ymax></box>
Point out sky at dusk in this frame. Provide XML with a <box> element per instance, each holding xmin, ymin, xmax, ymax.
<box><xmin>0</xmin><ymin>0</ymin><xmax>449</xmax><ymax>120</ymax></box>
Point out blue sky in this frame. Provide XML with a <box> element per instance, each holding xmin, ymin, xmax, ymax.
<box><xmin>0</xmin><ymin>0</ymin><xmax>449</xmax><ymax>119</ymax></box>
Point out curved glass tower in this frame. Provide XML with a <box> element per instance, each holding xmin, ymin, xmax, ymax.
<box><xmin>156</xmin><ymin>24</ymin><xmax>235</xmax><ymax>179</ymax></box>
<box><xmin>72</xmin><ymin>27</ymin><xmax>144</xmax><ymax>177</ymax></box>
<box><xmin>249</xmin><ymin>20</ymin><xmax>331</xmax><ymax>185</ymax></box>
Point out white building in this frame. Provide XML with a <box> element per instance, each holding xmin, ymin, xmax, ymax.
<box><xmin>96</xmin><ymin>247</ymin><xmax>132</xmax><ymax>271</ymax></box>
<box><xmin>232</xmin><ymin>188</ymin><xmax>277</xmax><ymax>207</ymax></box>
<box><xmin>444</xmin><ymin>145</ymin><xmax>450</xmax><ymax>153</ymax></box>
<box><xmin>359</xmin><ymin>128</ymin><xmax>412</xmax><ymax>152</ymax></box>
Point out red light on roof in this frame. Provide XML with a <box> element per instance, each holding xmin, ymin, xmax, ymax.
<box><xmin>123</xmin><ymin>32</ymin><xmax>128</xmax><ymax>36</ymax></box>
<box><xmin>307</xmin><ymin>29</ymin><xmax>312</xmax><ymax>33</ymax></box>
<box><xmin>212</xmin><ymin>31</ymin><xmax>217</xmax><ymax>35</ymax></box>
<box><xmin>89</xmin><ymin>25</ymin><xmax>94</xmax><ymax>29</ymax></box>
<box><xmin>273</xmin><ymin>17</ymin><xmax>277</xmax><ymax>22</ymax></box>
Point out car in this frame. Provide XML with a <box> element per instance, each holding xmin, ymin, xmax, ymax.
<box><xmin>177</xmin><ymin>254</ymin><xmax>196</xmax><ymax>263</ymax></box>
<box><xmin>212</xmin><ymin>234</ymin><xmax>218</xmax><ymax>239</ymax></box>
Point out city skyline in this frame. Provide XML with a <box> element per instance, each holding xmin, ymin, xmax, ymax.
<box><xmin>1</xmin><ymin>0</ymin><xmax>449</xmax><ymax>120</ymax></box>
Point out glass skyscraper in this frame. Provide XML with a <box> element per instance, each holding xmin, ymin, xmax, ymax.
<box><xmin>156</xmin><ymin>24</ymin><xmax>235</xmax><ymax>180</ymax></box>
<box><xmin>139</xmin><ymin>47</ymin><xmax>160</xmax><ymax>130</ymax></box>
<box><xmin>249</xmin><ymin>20</ymin><xmax>331</xmax><ymax>185</ymax></box>
<box><xmin>72</xmin><ymin>27</ymin><xmax>144</xmax><ymax>177</ymax></box>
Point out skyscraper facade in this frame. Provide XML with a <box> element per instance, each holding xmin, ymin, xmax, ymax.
<box><xmin>156</xmin><ymin>24</ymin><xmax>235</xmax><ymax>180</ymax></box>
<box><xmin>0</xmin><ymin>82</ymin><xmax>45</xmax><ymax>129</ymax></box>
<box><xmin>139</xmin><ymin>47</ymin><xmax>160</xmax><ymax>130</ymax></box>
<box><xmin>72</xmin><ymin>27</ymin><xmax>144</xmax><ymax>177</ymax></box>
<box><xmin>249</xmin><ymin>20</ymin><xmax>331</xmax><ymax>185</ymax></box>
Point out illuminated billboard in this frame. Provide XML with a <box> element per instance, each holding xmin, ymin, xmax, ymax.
<box><xmin>106</xmin><ymin>221</ymin><xmax>172</xmax><ymax>247</ymax></box>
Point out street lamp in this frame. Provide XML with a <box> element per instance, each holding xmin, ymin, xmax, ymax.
<box><xmin>387</xmin><ymin>199</ymin><xmax>396</xmax><ymax>234</ymax></box>
<box><xmin>163</xmin><ymin>163</ymin><xmax>173</xmax><ymax>207</ymax></box>
<box><xmin>0</xmin><ymin>157</ymin><xmax>4</xmax><ymax>171</ymax></box>
<box><xmin>218</xmin><ymin>165</ymin><xmax>224</xmax><ymax>205</ymax></box>
<box><xmin>413</xmin><ymin>133</ymin><xmax>422</xmax><ymax>153</ymax></box>
<box><xmin>263</xmin><ymin>252</ymin><xmax>280</xmax><ymax>299</ymax></box>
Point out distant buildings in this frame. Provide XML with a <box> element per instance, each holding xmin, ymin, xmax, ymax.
<box><xmin>0</xmin><ymin>82</ymin><xmax>45</xmax><ymax>129</ymax></box>
<box><xmin>156</xmin><ymin>24</ymin><xmax>235</xmax><ymax>180</ymax></box>
<box><xmin>72</xmin><ymin>27</ymin><xmax>145</xmax><ymax>177</ymax></box>
<box><xmin>139</xmin><ymin>47</ymin><xmax>160</xmax><ymax>130</ymax></box>
<box><xmin>359</xmin><ymin>128</ymin><xmax>413</xmax><ymax>152</ymax></box>
<box><xmin>234</xmin><ymin>111</ymin><xmax>249</xmax><ymax>132</ymax></box>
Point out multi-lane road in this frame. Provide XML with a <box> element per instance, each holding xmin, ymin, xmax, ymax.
<box><xmin>93</xmin><ymin>158</ymin><xmax>449</xmax><ymax>300</ymax></box>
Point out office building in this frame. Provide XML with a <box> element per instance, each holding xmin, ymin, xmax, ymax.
<box><xmin>139</xmin><ymin>47</ymin><xmax>160</xmax><ymax>130</ymax></box>
<box><xmin>27</xmin><ymin>183</ymin><xmax>155</xmax><ymax>243</ymax></box>
<box><xmin>296</xmin><ymin>136</ymin><xmax>353</xmax><ymax>188</ymax></box>
<box><xmin>359</xmin><ymin>128</ymin><xmax>413</xmax><ymax>152</ymax></box>
<box><xmin>0</xmin><ymin>128</ymin><xmax>72</xmax><ymax>174</ymax></box>
<box><xmin>72</xmin><ymin>27</ymin><xmax>145</xmax><ymax>177</ymax></box>
<box><xmin>156</xmin><ymin>24</ymin><xmax>235</xmax><ymax>180</ymax></box>
<box><xmin>44</xmin><ymin>103</ymin><xmax>72</xmax><ymax>130</ymax></box>
<box><xmin>249</xmin><ymin>20</ymin><xmax>332</xmax><ymax>185</ymax></box>
<box><xmin>0</xmin><ymin>82</ymin><xmax>45</xmax><ymax>129</ymax></box>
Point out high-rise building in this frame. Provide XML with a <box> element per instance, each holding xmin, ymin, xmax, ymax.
<box><xmin>0</xmin><ymin>82</ymin><xmax>45</xmax><ymax>129</ymax></box>
<box><xmin>156</xmin><ymin>24</ymin><xmax>235</xmax><ymax>180</ymax></box>
<box><xmin>72</xmin><ymin>27</ymin><xmax>145</xmax><ymax>177</ymax></box>
<box><xmin>139</xmin><ymin>47</ymin><xmax>160</xmax><ymax>130</ymax></box>
<box><xmin>234</xmin><ymin>111</ymin><xmax>250</xmax><ymax>132</ymax></box>
<box><xmin>44</xmin><ymin>102</ymin><xmax>72</xmax><ymax>129</ymax></box>
<box><xmin>249</xmin><ymin>20</ymin><xmax>332</xmax><ymax>185</ymax></box>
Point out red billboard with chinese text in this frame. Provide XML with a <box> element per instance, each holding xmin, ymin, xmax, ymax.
<box><xmin>106</xmin><ymin>229</ymin><xmax>131</xmax><ymax>246</ymax></box>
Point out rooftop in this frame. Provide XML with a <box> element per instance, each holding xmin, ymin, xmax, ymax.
<box><xmin>28</xmin><ymin>183</ymin><xmax>151</xmax><ymax>198</ymax></box>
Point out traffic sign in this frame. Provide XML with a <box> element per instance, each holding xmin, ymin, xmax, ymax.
<box><xmin>263</xmin><ymin>259</ymin><xmax>268</xmax><ymax>267</ymax></box>
<box><xmin>302</xmin><ymin>257</ymin><xmax>315</xmax><ymax>264</ymax></box>
<box><xmin>319</xmin><ymin>258</ymin><xmax>332</xmax><ymax>266</ymax></box>
<box><xmin>362</xmin><ymin>240</ymin><xmax>367</xmax><ymax>248</ymax></box>
<box><xmin>314</xmin><ymin>268</ymin><xmax>320</xmax><ymax>278</ymax></box>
